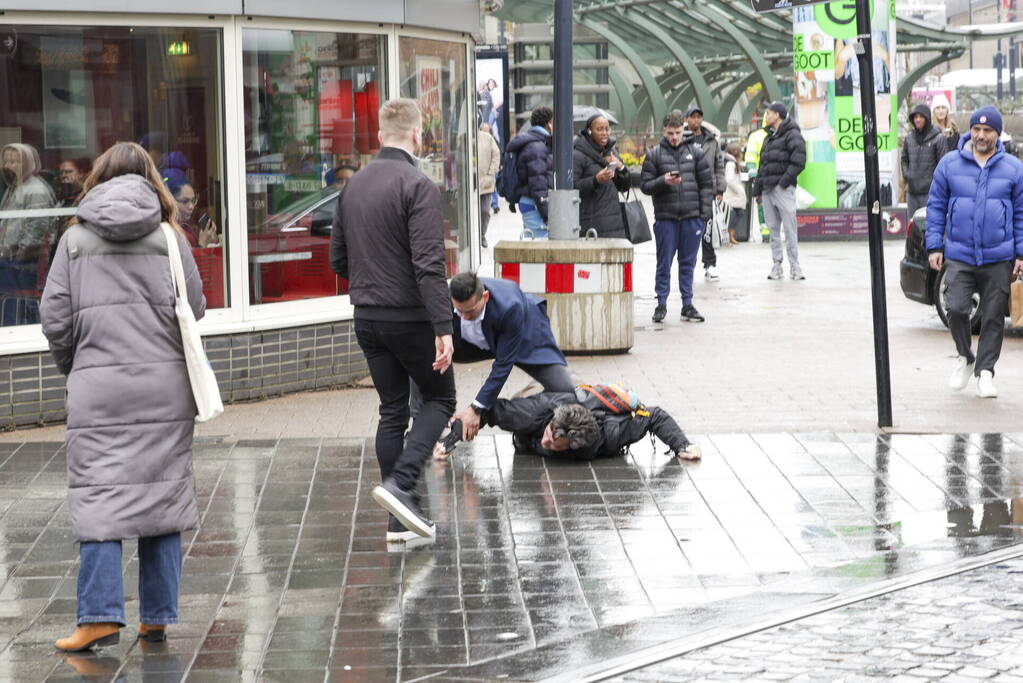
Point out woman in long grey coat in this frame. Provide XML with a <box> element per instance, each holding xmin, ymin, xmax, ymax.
<box><xmin>40</xmin><ymin>142</ymin><xmax>205</xmax><ymax>652</ymax></box>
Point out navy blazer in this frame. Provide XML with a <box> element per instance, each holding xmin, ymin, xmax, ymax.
<box><xmin>452</xmin><ymin>277</ymin><xmax>566</xmax><ymax>408</ymax></box>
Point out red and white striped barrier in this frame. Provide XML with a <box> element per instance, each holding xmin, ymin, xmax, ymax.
<box><xmin>499</xmin><ymin>262</ymin><xmax>633</xmax><ymax>294</ymax></box>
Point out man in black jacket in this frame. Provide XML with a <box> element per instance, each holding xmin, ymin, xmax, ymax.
<box><xmin>436</xmin><ymin>390</ymin><xmax>702</xmax><ymax>462</ymax></box>
<box><xmin>901</xmin><ymin>103</ymin><xmax>948</xmax><ymax>219</ymax></box>
<box><xmin>506</xmin><ymin>106</ymin><xmax>555</xmax><ymax>238</ymax></box>
<box><xmin>330</xmin><ymin>98</ymin><xmax>456</xmax><ymax>542</ymax></box>
<box><xmin>641</xmin><ymin>109</ymin><xmax>714</xmax><ymax>324</ymax></box>
<box><xmin>754</xmin><ymin>101</ymin><xmax>807</xmax><ymax>281</ymax></box>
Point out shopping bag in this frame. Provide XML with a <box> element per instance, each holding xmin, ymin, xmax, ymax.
<box><xmin>1011</xmin><ymin>277</ymin><xmax>1023</xmax><ymax>329</ymax></box>
<box><xmin>619</xmin><ymin>190</ymin><xmax>652</xmax><ymax>244</ymax></box>
<box><xmin>706</xmin><ymin>199</ymin><xmax>730</xmax><ymax>248</ymax></box>
<box><xmin>161</xmin><ymin>223</ymin><xmax>224</xmax><ymax>423</ymax></box>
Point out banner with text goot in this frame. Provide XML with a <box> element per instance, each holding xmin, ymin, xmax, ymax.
<box><xmin>793</xmin><ymin>0</ymin><xmax>897</xmax><ymax>214</ymax></box>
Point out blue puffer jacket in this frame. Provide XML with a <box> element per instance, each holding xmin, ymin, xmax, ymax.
<box><xmin>926</xmin><ymin>133</ymin><xmax>1023</xmax><ymax>266</ymax></box>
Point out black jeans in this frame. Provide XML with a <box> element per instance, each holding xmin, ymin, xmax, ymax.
<box><xmin>701</xmin><ymin>234</ymin><xmax>716</xmax><ymax>268</ymax></box>
<box><xmin>354</xmin><ymin>318</ymin><xmax>456</xmax><ymax>491</ymax></box>
<box><xmin>943</xmin><ymin>259</ymin><xmax>1012</xmax><ymax>375</ymax></box>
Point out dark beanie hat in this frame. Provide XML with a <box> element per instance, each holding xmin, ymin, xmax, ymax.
<box><xmin>767</xmin><ymin>101</ymin><xmax>788</xmax><ymax>119</ymax></box>
<box><xmin>969</xmin><ymin>105</ymin><xmax>1003</xmax><ymax>135</ymax></box>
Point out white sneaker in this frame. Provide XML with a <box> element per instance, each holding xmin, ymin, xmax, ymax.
<box><xmin>704</xmin><ymin>265</ymin><xmax>719</xmax><ymax>280</ymax></box>
<box><xmin>948</xmin><ymin>356</ymin><xmax>974</xmax><ymax>391</ymax></box>
<box><xmin>976</xmin><ymin>370</ymin><xmax>997</xmax><ymax>398</ymax></box>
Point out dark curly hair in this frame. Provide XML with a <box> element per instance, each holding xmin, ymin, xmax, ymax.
<box><xmin>551</xmin><ymin>404</ymin><xmax>600</xmax><ymax>451</ymax></box>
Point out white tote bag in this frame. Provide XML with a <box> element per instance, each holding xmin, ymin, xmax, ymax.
<box><xmin>161</xmin><ymin>223</ymin><xmax>224</xmax><ymax>423</ymax></box>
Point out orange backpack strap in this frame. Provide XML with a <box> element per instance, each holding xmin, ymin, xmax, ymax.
<box><xmin>580</xmin><ymin>384</ymin><xmax>631</xmax><ymax>414</ymax></box>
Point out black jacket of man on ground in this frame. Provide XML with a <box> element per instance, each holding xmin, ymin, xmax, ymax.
<box><xmin>330</xmin><ymin>146</ymin><xmax>452</xmax><ymax>336</ymax></box>
<box><xmin>483</xmin><ymin>392</ymin><xmax>691</xmax><ymax>460</ymax></box>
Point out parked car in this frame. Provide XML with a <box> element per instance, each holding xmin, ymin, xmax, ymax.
<box><xmin>899</xmin><ymin>206</ymin><xmax>983</xmax><ymax>332</ymax></box>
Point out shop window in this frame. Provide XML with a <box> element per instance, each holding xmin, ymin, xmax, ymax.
<box><xmin>243</xmin><ymin>29</ymin><xmax>385</xmax><ymax>305</ymax></box>
<box><xmin>399</xmin><ymin>37</ymin><xmax>470</xmax><ymax>277</ymax></box>
<box><xmin>0</xmin><ymin>24</ymin><xmax>227</xmax><ymax>326</ymax></box>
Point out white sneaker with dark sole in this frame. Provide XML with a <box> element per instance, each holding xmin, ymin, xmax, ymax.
<box><xmin>372</xmin><ymin>480</ymin><xmax>436</xmax><ymax>538</ymax></box>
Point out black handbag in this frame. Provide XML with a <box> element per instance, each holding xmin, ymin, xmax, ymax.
<box><xmin>620</xmin><ymin>190</ymin><xmax>652</xmax><ymax>244</ymax></box>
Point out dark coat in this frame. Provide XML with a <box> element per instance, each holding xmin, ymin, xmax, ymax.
<box><xmin>753</xmin><ymin>117</ymin><xmax>807</xmax><ymax>195</ymax></box>
<box><xmin>683</xmin><ymin>121</ymin><xmax>726</xmax><ymax>195</ymax></box>
<box><xmin>452</xmin><ymin>277</ymin><xmax>566</xmax><ymax>409</ymax></box>
<box><xmin>572</xmin><ymin>134</ymin><xmax>630</xmax><ymax>238</ymax></box>
<box><xmin>330</xmin><ymin>146</ymin><xmax>452</xmax><ymax>336</ymax></box>
<box><xmin>925</xmin><ymin>134</ymin><xmax>1023</xmax><ymax>266</ymax></box>
<box><xmin>902</xmin><ymin>104</ymin><xmax>948</xmax><ymax>196</ymax></box>
<box><xmin>639</xmin><ymin>136</ymin><xmax>714</xmax><ymax>222</ymax></box>
<box><xmin>507</xmin><ymin>127</ymin><xmax>554</xmax><ymax>220</ymax></box>
<box><xmin>485</xmin><ymin>392</ymin><xmax>691</xmax><ymax>460</ymax></box>
<box><xmin>39</xmin><ymin>174</ymin><xmax>205</xmax><ymax>542</ymax></box>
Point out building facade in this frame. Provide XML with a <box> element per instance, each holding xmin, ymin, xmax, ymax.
<box><xmin>0</xmin><ymin>2</ymin><xmax>480</xmax><ymax>428</ymax></box>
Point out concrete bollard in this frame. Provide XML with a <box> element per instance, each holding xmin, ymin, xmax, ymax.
<box><xmin>494</xmin><ymin>239</ymin><xmax>634</xmax><ymax>354</ymax></box>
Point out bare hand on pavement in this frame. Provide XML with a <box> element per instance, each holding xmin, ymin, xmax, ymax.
<box><xmin>928</xmin><ymin>252</ymin><xmax>944</xmax><ymax>271</ymax></box>
<box><xmin>677</xmin><ymin>444</ymin><xmax>702</xmax><ymax>461</ymax></box>
<box><xmin>433</xmin><ymin>335</ymin><xmax>453</xmax><ymax>373</ymax></box>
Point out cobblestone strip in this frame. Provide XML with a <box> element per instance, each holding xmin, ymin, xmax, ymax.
<box><xmin>614</xmin><ymin>554</ymin><xmax>1023</xmax><ymax>682</ymax></box>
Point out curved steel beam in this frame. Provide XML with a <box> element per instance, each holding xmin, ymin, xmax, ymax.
<box><xmin>608</xmin><ymin>66</ymin><xmax>639</xmax><ymax>127</ymax></box>
<box><xmin>685</xmin><ymin>3</ymin><xmax>784</xmax><ymax>112</ymax></box>
<box><xmin>578</xmin><ymin>17</ymin><xmax>667</xmax><ymax>130</ymax></box>
<box><xmin>718</xmin><ymin>71</ymin><xmax>773</xmax><ymax>126</ymax></box>
<box><xmin>898</xmin><ymin>50</ymin><xmax>965</xmax><ymax>104</ymax></box>
<box><xmin>620</xmin><ymin>8</ymin><xmax>717</xmax><ymax>122</ymax></box>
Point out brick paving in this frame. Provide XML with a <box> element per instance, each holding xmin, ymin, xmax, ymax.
<box><xmin>616</xmin><ymin>555</ymin><xmax>1023</xmax><ymax>682</ymax></box>
<box><xmin>0</xmin><ymin>430</ymin><xmax>1014</xmax><ymax>681</ymax></box>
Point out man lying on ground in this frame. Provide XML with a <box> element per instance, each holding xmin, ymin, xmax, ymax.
<box><xmin>435</xmin><ymin>385</ymin><xmax>702</xmax><ymax>462</ymax></box>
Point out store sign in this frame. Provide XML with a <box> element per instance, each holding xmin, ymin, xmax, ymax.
<box><xmin>751</xmin><ymin>0</ymin><xmax>833</xmax><ymax>11</ymax></box>
<box><xmin>167</xmin><ymin>41</ymin><xmax>190</xmax><ymax>56</ymax></box>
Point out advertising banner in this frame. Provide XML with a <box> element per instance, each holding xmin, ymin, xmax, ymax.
<box><xmin>475</xmin><ymin>46</ymin><xmax>510</xmax><ymax>150</ymax></box>
<box><xmin>794</xmin><ymin>0</ymin><xmax>897</xmax><ymax>221</ymax></box>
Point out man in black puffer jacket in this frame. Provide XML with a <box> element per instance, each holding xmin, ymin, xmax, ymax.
<box><xmin>506</xmin><ymin>106</ymin><xmax>555</xmax><ymax>238</ymax></box>
<box><xmin>754</xmin><ymin>101</ymin><xmax>807</xmax><ymax>281</ymax></box>
<box><xmin>901</xmin><ymin>102</ymin><xmax>948</xmax><ymax>219</ymax></box>
<box><xmin>641</xmin><ymin>109</ymin><xmax>714</xmax><ymax>324</ymax></box>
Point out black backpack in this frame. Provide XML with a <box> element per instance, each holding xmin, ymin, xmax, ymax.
<box><xmin>575</xmin><ymin>383</ymin><xmax>649</xmax><ymax>417</ymax></box>
<box><xmin>497</xmin><ymin>148</ymin><xmax>523</xmax><ymax>205</ymax></box>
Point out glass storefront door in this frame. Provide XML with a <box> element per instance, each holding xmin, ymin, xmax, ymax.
<box><xmin>399</xmin><ymin>37</ymin><xmax>471</xmax><ymax>276</ymax></box>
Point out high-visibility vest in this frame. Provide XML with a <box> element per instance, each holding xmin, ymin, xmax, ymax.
<box><xmin>745</xmin><ymin>128</ymin><xmax>768</xmax><ymax>170</ymax></box>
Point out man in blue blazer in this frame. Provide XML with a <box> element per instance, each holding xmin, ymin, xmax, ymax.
<box><xmin>449</xmin><ymin>271</ymin><xmax>573</xmax><ymax>440</ymax></box>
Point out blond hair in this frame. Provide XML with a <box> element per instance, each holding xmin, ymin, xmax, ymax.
<box><xmin>379</xmin><ymin>98</ymin><xmax>423</xmax><ymax>141</ymax></box>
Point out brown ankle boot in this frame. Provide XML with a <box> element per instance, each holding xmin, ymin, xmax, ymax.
<box><xmin>137</xmin><ymin>624</ymin><xmax>167</xmax><ymax>642</ymax></box>
<box><xmin>55</xmin><ymin>623</ymin><xmax>120</xmax><ymax>652</ymax></box>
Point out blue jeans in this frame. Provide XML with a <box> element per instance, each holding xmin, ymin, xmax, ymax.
<box><xmin>518</xmin><ymin>197</ymin><xmax>549</xmax><ymax>239</ymax></box>
<box><xmin>654</xmin><ymin>219</ymin><xmax>705</xmax><ymax>307</ymax></box>
<box><xmin>491</xmin><ymin>191</ymin><xmax>499</xmax><ymax>211</ymax></box>
<box><xmin>77</xmin><ymin>533</ymin><xmax>182</xmax><ymax>626</ymax></box>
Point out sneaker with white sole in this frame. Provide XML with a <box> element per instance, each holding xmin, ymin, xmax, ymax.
<box><xmin>704</xmin><ymin>265</ymin><xmax>719</xmax><ymax>280</ymax></box>
<box><xmin>767</xmin><ymin>263</ymin><xmax>784</xmax><ymax>280</ymax></box>
<box><xmin>976</xmin><ymin>370</ymin><xmax>997</xmax><ymax>398</ymax></box>
<box><xmin>948</xmin><ymin>355</ymin><xmax>974</xmax><ymax>391</ymax></box>
<box><xmin>790</xmin><ymin>265</ymin><xmax>805</xmax><ymax>280</ymax></box>
<box><xmin>386</xmin><ymin>514</ymin><xmax>421</xmax><ymax>543</ymax></box>
<box><xmin>372</xmin><ymin>479</ymin><xmax>436</xmax><ymax>538</ymax></box>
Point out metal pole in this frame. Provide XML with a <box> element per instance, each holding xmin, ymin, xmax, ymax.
<box><xmin>548</xmin><ymin>0</ymin><xmax>580</xmax><ymax>239</ymax></box>
<box><xmin>854</xmin><ymin>0</ymin><xmax>893</xmax><ymax>428</ymax></box>
<box><xmin>1012</xmin><ymin>40</ymin><xmax>1017</xmax><ymax>100</ymax></box>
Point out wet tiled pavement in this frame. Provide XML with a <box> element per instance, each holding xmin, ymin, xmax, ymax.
<box><xmin>617</xmin><ymin>555</ymin><xmax>1023</xmax><ymax>682</ymax></box>
<box><xmin>0</xmin><ymin>431</ymin><xmax>1022</xmax><ymax>681</ymax></box>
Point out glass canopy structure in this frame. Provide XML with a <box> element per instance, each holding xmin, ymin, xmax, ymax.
<box><xmin>493</xmin><ymin>0</ymin><xmax>1023</xmax><ymax>130</ymax></box>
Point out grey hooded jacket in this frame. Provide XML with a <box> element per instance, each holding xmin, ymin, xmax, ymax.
<box><xmin>40</xmin><ymin>173</ymin><xmax>205</xmax><ymax>542</ymax></box>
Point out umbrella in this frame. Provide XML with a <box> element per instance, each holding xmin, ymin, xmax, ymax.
<box><xmin>571</xmin><ymin>105</ymin><xmax>619</xmax><ymax>125</ymax></box>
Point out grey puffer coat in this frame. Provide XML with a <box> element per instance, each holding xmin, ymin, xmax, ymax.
<box><xmin>40</xmin><ymin>174</ymin><xmax>205</xmax><ymax>542</ymax></box>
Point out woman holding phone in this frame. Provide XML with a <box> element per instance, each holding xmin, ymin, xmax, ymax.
<box><xmin>165</xmin><ymin>174</ymin><xmax>219</xmax><ymax>248</ymax></box>
<box><xmin>572</xmin><ymin>114</ymin><xmax>631</xmax><ymax>238</ymax></box>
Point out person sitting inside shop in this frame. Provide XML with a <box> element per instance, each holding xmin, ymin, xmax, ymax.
<box><xmin>434</xmin><ymin>384</ymin><xmax>703</xmax><ymax>462</ymax></box>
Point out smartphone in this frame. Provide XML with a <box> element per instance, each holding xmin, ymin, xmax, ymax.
<box><xmin>668</xmin><ymin>171</ymin><xmax>681</xmax><ymax>178</ymax></box>
<box><xmin>198</xmin><ymin>213</ymin><xmax>211</xmax><ymax>230</ymax></box>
